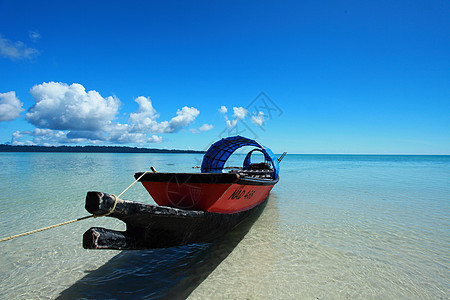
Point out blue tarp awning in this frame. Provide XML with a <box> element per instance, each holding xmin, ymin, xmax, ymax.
<box><xmin>201</xmin><ymin>136</ymin><xmax>279</xmax><ymax>179</ymax></box>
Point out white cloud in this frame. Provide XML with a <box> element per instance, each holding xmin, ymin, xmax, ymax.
<box><xmin>11</xmin><ymin>131</ymin><xmax>34</xmax><ymax>145</ymax></box>
<box><xmin>129</xmin><ymin>96</ymin><xmax>158</xmax><ymax>122</ymax></box>
<box><xmin>128</xmin><ymin>96</ymin><xmax>199</xmax><ymax>134</ymax></box>
<box><xmin>148</xmin><ymin>135</ymin><xmax>163</xmax><ymax>143</ymax></box>
<box><xmin>199</xmin><ymin>123</ymin><xmax>213</xmax><ymax>132</ymax></box>
<box><xmin>251</xmin><ymin>111</ymin><xmax>264</xmax><ymax>126</ymax></box>
<box><xmin>13</xmin><ymin>82</ymin><xmax>199</xmax><ymax>145</ymax></box>
<box><xmin>115</xmin><ymin>132</ymin><xmax>157</xmax><ymax>144</ymax></box>
<box><xmin>103</xmin><ymin>122</ymin><xmax>163</xmax><ymax>144</ymax></box>
<box><xmin>0</xmin><ymin>35</ymin><xmax>39</xmax><ymax>60</ymax></box>
<box><xmin>0</xmin><ymin>91</ymin><xmax>24</xmax><ymax>121</ymax></box>
<box><xmin>128</xmin><ymin>96</ymin><xmax>159</xmax><ymax>132</ymax></box>
<box><xmin>223</xmin><ymin>106</ymin><xmax>248</xmax><ymax>128</ymax></box>
<box><xmin>192</xmin><ymin>123</ymin><xmax>214</xmax><ymax>134</ymax></box>
<box><xmin>232</xmin><ymin>107</ymin><xmax>247</xmax><ymax>119</ymax></box>
<box><xmin>12</xmin><ymin>126</ymin><xmax>164</xmax><ymax>146</ymax></box>
<box><xmin>226</xmin><ymin>119</ymin><xmax>238</xmax><ymax>128</ymax></box>
<box><xmin>11</xmin><ymin>128</ymin><xmax>80</xmax><ymax>145</ymax></box>
<box><xmin>167</xmin><ymin>106</ymin><xmax>200</xmax><ymax>132</ymax></box>
<box><xmin>26</xmin><ymin>82</ymin><xmax>120</xmax><ymax>131</ymax></box>
<box><xmin>218</xmin><ymin>105</ymin><xmax>227</xmax><ymax>114</ymax></box>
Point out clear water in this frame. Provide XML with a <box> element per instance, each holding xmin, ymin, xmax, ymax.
<box><xmin>0</xmin><ymin>153</ymin><xmax>448</xmax><ymax>299</ymax></box>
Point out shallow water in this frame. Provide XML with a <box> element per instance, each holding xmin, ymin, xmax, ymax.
<box><xmin>0</xmin><ymin>153</ymin><xmax>448</xmax><ymax>299</ymax></box>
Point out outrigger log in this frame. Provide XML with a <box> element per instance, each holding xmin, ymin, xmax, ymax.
<box><xmin>83</xmin><ymin>191</ymin><xmax>268</xmax><ymax>250</ymax></box>
<box><xmin>83</xmin><ymin>136</ymin><xmax>282</xmax><ymax>250</ymax></box>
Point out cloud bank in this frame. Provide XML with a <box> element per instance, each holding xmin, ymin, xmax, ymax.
<box><xmin>12</xmin><ymin>82</ymin><xmax>200</xmax><ymax>145</ymax></box>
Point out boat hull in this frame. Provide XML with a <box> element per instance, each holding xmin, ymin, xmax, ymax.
<box><xmin>83</xmin><ymin>191</ymin><xmax>269</xmax><ymax>250</ymax></box>
<box><xmin>135</xmin><ymin>172</ymin><xmax>278</xmax><ymax>214</ymax></box>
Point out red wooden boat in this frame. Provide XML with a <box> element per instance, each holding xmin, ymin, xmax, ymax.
<box><xmin>83</xmin><ymin>136</ymin><xmax>283</xmax><ymax>250</ymax></box>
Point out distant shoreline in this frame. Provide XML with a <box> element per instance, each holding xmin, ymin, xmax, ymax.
<box><xmin>0</xmin><ymin>145</ymin><xmax>447</xmax><ymax>156</ymax></box>
<box><xmin>0</xmin><ymin>144</ymin><xmax>205</xmax><ymax>154</ymax></box>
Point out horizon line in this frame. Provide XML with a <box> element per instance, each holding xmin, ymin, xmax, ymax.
<box><xmin>0</xmin><ymin>144</ymin><xmax>448</xmax><ymax>156</ymax></box>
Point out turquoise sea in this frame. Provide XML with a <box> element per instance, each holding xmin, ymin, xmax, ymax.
<box><xmin>0</xmin><ymin>153</ymin><xmax>448</xmax><ymax>299</ymax></box>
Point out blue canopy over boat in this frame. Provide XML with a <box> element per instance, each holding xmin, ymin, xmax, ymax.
<box><xmin>201</xmin><ymin>136</ymin><xmax>279</xmax><ymax>179</ymax></box>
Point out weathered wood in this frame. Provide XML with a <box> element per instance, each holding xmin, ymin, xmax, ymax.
<box><xmin>83</xmin><ymin>191</ymin><xmax>268</xmax><ymax>250</ymax></box>
<box><xmin>83</xmin><ymin>227</ymin><xmax>134</xmax><ymax>250</ymax></box>
<box><xmin>85</xmin><ymin>191</ymin><xmax>206</xmax><ymax>219</ymax></box>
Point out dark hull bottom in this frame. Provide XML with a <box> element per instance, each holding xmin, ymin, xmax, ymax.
<box><xmin>83</xmin><ymin>191</ymin><xmax>268</xmax><ymax>250</ymax></box>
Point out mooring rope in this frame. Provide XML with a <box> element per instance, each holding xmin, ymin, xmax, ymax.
<box><xmin>97</xmin><ymin>194</ymin><xmax>119</xmax><ymax>217</ymax></box>
<box><xmin>0</xmin><ymin>216</ymin><xmax>94</xmax><ymax>243</ymax></box>
<box><xmin>117</xmin><ymin>171</ymin><xmax>148</xmax><ymax>199</ymax></box>
<box><xmin>0</xmin><ymin>171</ymin><xmax>149</xmax><ymax>243</ymax></box>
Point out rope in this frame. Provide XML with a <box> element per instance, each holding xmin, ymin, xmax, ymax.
<box><xmin>117</xmin><ymin>171</ymin><xmax>148</xmax><ymax>198</ymax></box>
<box><xmin>97</xmin><ymin>194</ymin><xmax>119</xmax><ymax>217</ymax></box>
<box><xmin>0</xmin><ymin>171</ymin><xmax>149</xmax><ymax>243</ymax></box>
<box><xmin>0</xmin><ymin>215</ymin><xmax>93</xmax><ymax>243</ymax></box>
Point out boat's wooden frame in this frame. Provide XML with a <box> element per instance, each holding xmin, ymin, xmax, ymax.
<box><xmin>83</xmin><ymin>190</ymin><xmax>271</xmax><ymax>250</ymax></box>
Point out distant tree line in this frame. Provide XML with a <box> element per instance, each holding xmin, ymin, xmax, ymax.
<box><xmin>0</xmin><ymin>144</ymin><xmax>205</xmax><ymax>154</ymax></box>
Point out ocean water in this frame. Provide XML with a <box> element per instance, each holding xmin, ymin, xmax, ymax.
<box><xmin>0</xmin><ymin>153</ymin><xmax>448</xmax><ymax>299</ymax></box>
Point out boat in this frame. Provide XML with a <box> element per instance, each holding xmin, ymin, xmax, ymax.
<box><xmin>83</xmin><ymin>136</ymin><xmax>283</xmax><ymax>250</ymax></box>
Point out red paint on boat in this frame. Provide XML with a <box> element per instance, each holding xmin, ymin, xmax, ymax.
<box><xmin>141</xmin><ymin>182</ymin><xmax>233</xmax><ymax>211</ymax></box>
<box><xmin>141</xmin><ymin>178</ymin><xmax>276</xmax><ymax>214</ymax></box>
<box><xmin>207</xmin><ymin>183</ymin><xmax>274</xmax><ymax>213</ymax></box>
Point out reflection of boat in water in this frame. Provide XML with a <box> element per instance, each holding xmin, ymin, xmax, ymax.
<box><xmin>83</xmin><ymin>136</ymin><xmax>285</xmax><ymax>250</ymax></box>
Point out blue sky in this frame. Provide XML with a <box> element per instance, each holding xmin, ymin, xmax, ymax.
<box><xmin>0</xmin><ymin>0</ymin><xmax>449</xmax><ymax>154</ymax></box>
